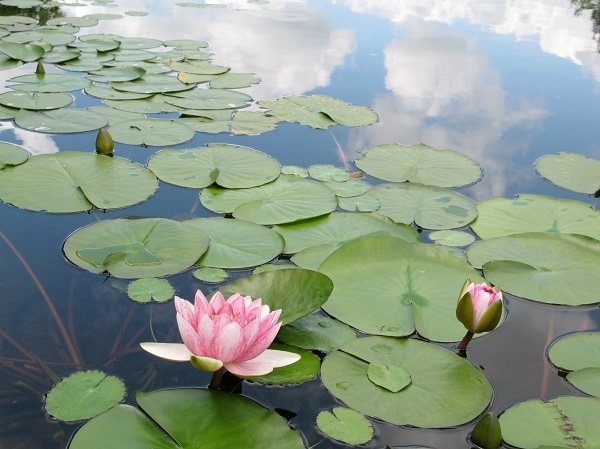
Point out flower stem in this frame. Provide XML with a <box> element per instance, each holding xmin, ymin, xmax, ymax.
<box><xmin>209</xmin><ymin>367</ymin><xmax>225</xmax><ymax>390</ymax></box>
<box><xmin>456</xmin><ymin>331</ymin><xmax>474</xmax><ymax>351</ymax></box>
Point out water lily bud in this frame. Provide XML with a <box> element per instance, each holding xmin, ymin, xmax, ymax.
<box><xmin>36</xmin><ymin>61</ymin><xmax>45</xmax><ymax>76</ymax></box>
<box><xmin>95</xmin><ymin>128</ymin><xmax>114</xmax><ymax>156</ymax></box>
<box><xmin>470</xmin><ymin>412</ymin><xmax>502</xmax><ymax>449</ymax></box>
<box><xmin>456</xmin><ymin>279</ymin><xmax>503</xmax><ymax>334</ymax></box>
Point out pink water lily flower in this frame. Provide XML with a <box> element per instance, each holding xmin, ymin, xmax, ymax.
<box><xmin>456</xmin><ymin>280</ymin><xmax>503</xmax><ymax>334</ymax></box>
<box><xmin>140</xmin><ymin>290</ymin><xmax>300</xmax><ymax>377</ymax></box>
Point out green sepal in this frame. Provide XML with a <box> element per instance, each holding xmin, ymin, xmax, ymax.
<box><xmin>190</xmin><ymin>355</ymin><xmax>223</xmax><ymax>372</ymax></box>
<box><xmin>471</xmin><ymin>297</ymin><xmax>503</xmax><ymax>333</ymax></box>
<box><xmin>456</xmin><ymin>291</ymin><xmax>474</xmax><ymax>331</ymax></box>
<box><xmin>471</xmin><ymin>411</ymin><xmax>502</xmax><ymax>449</ymax></box>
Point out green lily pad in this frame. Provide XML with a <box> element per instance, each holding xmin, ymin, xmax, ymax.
<box><xmin>108</xmin><ymin>119</ymin><xmax>195</xmax><ymax>146</ymax></box>
<box><xmin>230</xmin><ymin>111</ymin><xmax>278</xmax><ymax>135</ymax></box>
<box><xmin>1</xmin><ymin>0</ymin><xmax>44</xmax><ymax>8</ymax></box>
<box><xmin>0</xmin><ymin>91</ymin><xmax>72</xmax><ymax>110</ymax></box>
<box><xmin>127</xmin><ymin>278</ymin><xmax>175</xmax><ymax>303</ymax></box>
<box><xmin>242</xmin><ymin>343</ymin><xmax>320</xmax><ymax>385</ymax></box>
<box><xmin>209</xmin><ymin>72</ymin><xmax>261</xmax><ymax>88</ymax></box>
<box><xmin>104</xmin><ymin>95</ymin><xmax>179</xmax><ymax>114</ymax></box>
<box><xmin>428</xmin><ymin>230</ymin><xmax>475</xmax><ymax>247</ymax></box>
<box><xmin>84</xmin><ymin>85</ymin><xmax>151</xmax><ymax>101</ymax></box>
<box><xmin>278</xmin><ymin>312</ymin><xmax>357</xmax><ymax>352</ymax></box>
<box><xmin>370</xmin><ymin>182</ymin><xmax>478</xmax><ymax>230</ymax></box>
<box><xmin>337</xmin><ymin>191</ymin><xmax>381</xmax><ymax>212</ymax></box>
<box><xmin>467</xmin><ymin>233</ymin><xmax>600</xmax><ymax>305</ymax></box>
<box><xmin>47</xmin><ymin>16</ymin><xmax>99</xmax><ymax>27</ymax></box>
<box><xmin>308</xmin><ymin>164</ymin><xmax>350</xmax><ymax>182</ymax></box>
<box><xmin>499</xmin><ymin>396</ymin><xmax>600</xmax><ymax>448</ymax></box>
<box><xmin>115</xmin><ymin>37</ymin><xmax>163</xmax><ymax>49</ymax></box>
<box><xmin>63</xmin><ymin>218</ymin><xmax>210</xmax><ymax>278</ymax></box>
<box><xmin>163</xmin><ymin>88</ymin><xmax>252</xmax><ymax>110</ymax></box>
<box><xmin>536</xmin><ymin>152</ymin><xmax>600</xmax><ymax>195</ymax></box>
<box><xmin>548</xmin><ymin>332</ymin><xmax>600</xmax><ymax>397</ymax></box>
<box><xmin>147</xmin><ymin>144</ymin><xmax>280</xmax><ymax>189</ymax></box>
<box><xmin>367</xmin><ymin>363</ymin><xmax>412</xmax><ymax>393</ymax></box>
<box><xmin>112</xmin><ymin>49</ymin><xmax>158</xmax><ymax>62</ymax></box>
<box><xmin>472</xmin><ymin>194</ymin><xmax>600</xmax><ymax>241</ymax></box>
<box><xmin>281</xmin><ymin>165</ymin><xmax>308</xmax><ymax>177</ymax></box>
<box><xmin>316</xmin><ymin>407</ymin><xmax>373</xmax><ymax>445</ymax></box>
<box><xmin>110</xmin><ymin>74</ymin><xmax>194</xmax><ymax>94</ymax></box>
<box><xmin>88</xmin><ymin>107</ymin><xmax>144</xmax><ymax>125</ymax></box>
<box><xmin>170</xmin><ymin>60</ymin><xmax>229</xmax><ymax>75</ymax></box>
<box><xmin>68</xmin><ymin>38</ymin><xmax>120</xmax><ymax>53</ymax></box>
<box><xmin>321</xmin><ymin>336</ymin><xmax>493</xmax><ymax>428</ymax></box>
<box><xmin>87</xmin><ymin>66</ymin><xmax>146</xmax><ymax>82</ymax></box>
<box><xmin>318</xmin><ymin>236</ymin><xmax>486</xmax><ymax>341</ymax></box>
<box><xmin>259</xmin><ymin>95</ymin><xmax>378</xmax><ymax>129</ymax></box>
<box><xmin>223</xmin><ymin>268</ymin><xmax>333</xmax><ymax>325</ymax></box>
<box><xmin>186</xmin><ymin>217</ymin><xmax>283</xmax><ymax>268</ymax></box>
<box><xmin>83</xmin><ymin>13</ymin><xmax>123</xmax><ymax>20</ymax></box>
<box><xmin>354</xmin><ymin>143</ymin><xmax>481</xmax><ymax>188</ymax></box>
<box><xmin>0</xmin><ymin>53</ymin><xmax>23</xmax><ymax>71</ymax></box>
<box><xmin>0</xmin><ymin>141</ymin><xmax>28</xmax><ymax>169</ymax></box>
<box><xmin>0</xmin><ymin>41</ymin><xmax>44</xmax><ymax>61</ymax></box>
<box><xmin>42</xmin><ymin>49</ymin><xmax>80</xmax><ymax>64</ymax></box>
<box><xmin>325</xmin><ymin>179</ymin><xmax>370</xmax><ymax>197</ymax></box>
<box><xmin>176</xmin><ymin>114</ymin><xmax>232</xmax><ymax>134</ymax></box>
<box><xmin>192</xmin><ymin>267</ymin><xmax>228</xmax><ymax>283</ymax></box>
<box><xmin>68</xmin><ymin>389</ymin><xmax>305</xmax><ymax>449</ymax></box>
<box><xmin>0</xmin><ymin>152</ymin><xmax>157</xmax><ymax>212</ymax></box>
<box><xmin>45</xmin><ymin>371</ymin><xmax>125</xmax><ymax>422</ymax></box>
<box><xmin>8</xmin><ymin>73</ymin><xmax>91</xmax><ymax>92</ymax></box>
<box><xmin>15</xmin><ymin>108</ymin><xmax>109</xmax><ymax>133</ymax></box>
<box><xmin>201</xmin><ymin>174</ymin><xmax>338</xmax><ymax>225</ymax></box>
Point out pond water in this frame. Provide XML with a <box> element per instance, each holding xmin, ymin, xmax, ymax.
<box><xmin>1</xmin><ymin>1</ymin><xmax>600</xmax><ymax>448</ymax></box>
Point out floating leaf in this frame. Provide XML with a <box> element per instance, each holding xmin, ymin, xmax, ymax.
<box><xmin>127</xmin><ymin>278</ymin><xmax>175</xmax><ymax>303</ymax></box>
<box><xmin>201</xmin><ymin>174</ymin><xmax>338</xmax><ymax>225</ymax></box>
<box><xmin>566</xmin><ymin>368</ymin><xmax>600</xmax><ymax>398</ymax></box>
<box><xmin>0</xmin><ymin>91</ymin><xmax>73</xmax><ymax>110</ymax></box>
<box><xmin>163</xmin><ymin>88</ymin><xmax>252</xmax><ymax>110</ymax></box>
<box><xmin>242</xmin><ymin>343</ymin><xmax>320</xmax><ymax>385</ymax></box>
<box><xmin>367</xmin><ymin>363</ymin><xmax>412</xmax><ymax>393</ymax></box>
<box><xmin>230</xmin><ymin>111</ymin><xmax>278</xmax><ymax>135</ymax></box>
<box><xmin>110</xmin><ymin>74</ymin><xmax>194</xmax><ymax>94</ymax></box>
<box><xmin>472</xmin><ymin>194</ymin><xmax>600</xmax><ymax>241</ymax></box>
<box><xmin>192</xmin><ymin>267</ymin><xmax>228</xmax><ymax>283</ymax></box>
<box><xmin>281</xmin><ymin>165</ymin><xmax>308</xmax><ymax>177</ymax></box>
<box><xmin>259</xmin><ymin>95</ymin><xmax>378</xmax><ymax>129</ymax></box>
<box><xmin>0</xmin><ymin>41</ymin><xmax>44</xmax><ymax>61</ymax></box>
<box><xmin>8</xmin><ymin>73</ymin><xmax>90</xmax><ymax>92</ymax></box>
<box><xmin>223</xmin><ymin>268</ymin><xmax>333</xmax><ymax>325</ymax></box>
<box><xmin>316</xmin><ymin>407</ymin><xmax>373</xmax><ymax>445</ymax></box>
<box><xmin>87</xmin><ymin>66</ymin><xmax>146</xmax><ymax>82</ymax></box>
<box><xmin>467</xmin><ymin>233</ymin><xmax>600</xmax><ymax>305</ymax></box>
<box><xmin>209</xmin><ymin>72</ymin><xmax>260</xmax><ymax>88</ymax></box>
<box><xmin>318</xmin><ymin>236</ymin><xmax>486</xmax><ymax>341</ymax></box>
<box><xmin>337</xmin><ymin>192</ymin><xmax>381</xmax><ymax>212</ymax></box>
<box><xmin>308</xmin><ymin>164</ymin><xmax>350</xmax><ymax>182</ymax></box>
<box><xmin>354</xmin><ymin>143</ymin><xmax>481</xmax><ymax>188</ymax></box>
<box><xmin>68</xmin><ymin>389</ymin><xmax>305</xmax><ymax>449</ymax></box>
<box><xmin>147</xmin><ymin>144</ymin><xmax>280</xmax><ymax>189</ymax></box>
<box><xmin>63</xmin><ymin>218</ymin><xmax>210</xmax><ymax>278</ymax></box>
<box><xmin>370</xmin><ymin>182</ymin><xmax>477</xmax><ymax>230</ymax></box>
<box><xmin>45</xmin><ymin>371</ymin><xmax>125</xmax><ymax>422</ymax></box>
<box><xmin>428</xmin><ymin>230</ymin><xmax>475</xmax><ymax>247</ymax></box>
<box><xmin>170</xmin><ymin>60</ymin><xmax>229</xmax><ymax>75</ymax></box>
<box><xmin>499</xmin><ymin>396</ymin><xmax>600</xmax><ymax>449</ymax></box>
<box><xmin>187</xmin><ymin>217</ymin><xmax>283</xmax><ymax>268</ymax></box>
<box><xmin>321</xmin><ymin>336</ymin><xmax>492</xmax><ymax>428</ymax></box>
<box><xmin>85</xmin><ymin>85</ymin><xmax>151</xmax><ymax>101</ymax></box>
<box><xmin>278</xmin><ymin>312</ymin><xmax>356</xmax><ymax>352</ymax></box>
<box><xmin>325</xmin><ymin>179</ymin><xmax>370</xmax><ymax>197</ymax></box>
<box><xmin>536</xmin><ymin>152</ymin><xmax>600</xmax><ymax>195</ymax></box>
<box><xmin>104</xmin><ymin>95</ymin><xmax>179</xmax><ymax>114</ymax></box>
<box><xmin>0</xmin><ymin>152</ymin><xmax>157</xmax><ymax>212</ymax></box>
<box><xmin>108</xmin><ymin>119</ymin><xmax>194</xmax><ymax>146</ymax></box>
<box><xmin>0</xmin><ymin>141</ymin><xmax>28</xmax><ymax>169</ymax></box>
<box><xmin>15</xmin><ymin>108</ymin><xmax>108</xmax><ymax>133</ymax></box>
<box><xmin>88</xmin><ymin>106</ymin><xmax>144</xmax><ymax>125</ymax></box>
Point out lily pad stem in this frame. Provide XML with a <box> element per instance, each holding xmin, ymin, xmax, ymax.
<box><xmin>457</xmin><ymin>330</ymin><xmax>474</xmax><ymax>351</ymax></box>
<box><xmin>209</xmin><ymin>367</ymin><xmax>225</xmax><ymax>390</ymax></box>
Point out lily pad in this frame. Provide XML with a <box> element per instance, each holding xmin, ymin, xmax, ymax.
<box><xmin>88</xmin><ymin>107</ymin><xmax>144</xmax><ymax>125</ymax></box>
<box><xmin>170</xmin><ymin>60</ymin><xmax>229</xmax><ymax>75</ymax></box>
<box><xmin>104</xmin><ymin>95</ymin><xmax>179</xmax><ymax>114</ymax></box>
<box><xmin>316</xmin><ymin>407</ymin><xmax>373</xmax><ymax>445</ymax></box>
<box><xmin>354</xmin><ymin>143</ymin><xmax>481</xmax><ymax>188</ymax></box>
<box><xmin>0</xmin><ymin>41</ymin><xmax>44</xmax><ymax>61</ymax></box>
<box><xmin>428</xmin><ymin>230</ymin><xmax>475</xmax><ymax>247</ymax></box>
<box><xmin>223</xmin><ymin>268</ymin><xmax>333</xmax><ymax>325</ymax></box>
<box><xmin>108</xmin><ymin>119</ymin><xmax>194</xmax><ymax>146</ymax></box>
<box><xmin>45</xmin><ymin>371</ymin><xmax>125</xmax><ymax>422</ymax></box>
<box><xmin>337</xmin><ymin>192</ymin><xmax>381</xmax><ymax>212</ymax></box>
<box><xmin>499</xmin><ymin>396</ymin><xmax>600</xmax><ymax>449</ymax></box>
<box><xmin>259</xmin><ymin>95</ymin><xmax>378</xmax><ymax>129</ymax></box>
<box><xmin>201</xmin><ymin>174</ymin><xmax>338</xmax><ymax>225</ymax></box>
<box><xmin>110</xmin><ymin>74</ymin><xmax>194</xmax><ymax>94</ymax></box>
<box><xmin>15</xmin><ymin>108</ymin><xmax>108</xmax><ymax>133</ymax></box>
<box><xmin>8</xmin><ymin>73</ymin><xmax>90</xmax><ymax>92</ymax></box>
<box><xmin>63</xmin><ymin>218</ymin><xmax>210</xmax><ymax>278</ymax></box>
<box><xmin>87</xmin><ymin>66</ymin><xmax>146</xmax><ymax>82</ymax></box>
<box><xmin>370</xmin><ymin>182</ymin><xmax>478</xmax><ymax>230</ymax></box>
<box><xmin>192</xmin><ymin>267</ymin><xmax>228</xmax><ymax>283</ymax></box>
<box><xmin>367</xmin><ymin>363</ymin><xmax>412</xmax><ymax>393</ymax></box>
<box><xmin>127</xmin><ymin>278</ymin><xmax>175</xmax><ymax>303</ymax></box>
<box><xmin>186</xmin><ymin>217</ymin><xmax>283</xmax><ymax>268</ymax></box>
<box><xmin>278</xmin><ymin>312</ymin><xmax>357</xmax><ymax>352</ymax></box>
<box><xmin>308</xmin><ymin>164</ymin><xmax>350</xmax><ymax>182</ymax></box>
<box><xmin>242</xmin><ymin>343</ymin><xmax>320</xmax><ymax>385</ymax></box>
<box><xmin>536</xmin><ymin>152</ymin><xmax>600</xmax><ymax>195</ymax></box>
<box><xmin>0</xmin><ymin>141</ymin><xmax>28</xmax><ymax>169</ymax></box>
<box><xmin>0</xmin><ymin>91</ymin><xmax>73</xmax><ymax>110</ymax></box>
<box><xmin>321</xmin><ymin>336</ymin><xmax>493</xmax><ymax>428</ymax></box>
<box><xmin>147</xmin><ymin>144</ymin><xmax>280</xmax><ymax>189</ymax></box>
<box><xmin>472</xmin><ymin>194</ymin><xmax>600</xmax><ymax>241</ymax></box>
<box><xmin>68</xmin><ymin>389</ymin><xmax>305</xmax><ymax>449</ymax></box>
<box><xmin>163</xmin><ymin>88</ymin><xmax>252</xmax><ymax>110</ymax></box>
<box><xmin>325</xmin><ymin>179</ymin><xmax>370</xmax><ymax>197</ymax></box>
<box><xmin>0</xmin><ymin>152</ymin><xmax>157</xmax><ymax>212</ymax></box>
<box><xmin>318</xmin><ymin>235</ymin><xmax>487</xmax><ymax>341</ymax></box>
<box><xmin>85</xmin><ymin>85</ymin><xmax>151</xmax><ymax>101</ymax></box>
<box><xmin>230</xmin><ymin>111</ymin><xmax>278</xmax><ymax>135</ymax></box>
<box><xmin>209</xmin><ymin>72</ymin><xmax>261</xmax><ymax>88</ymax></box>
<box><xmin>467</xmin><ymin>232</ymin><xmax>600</xmax><ymax>305</ymax></box>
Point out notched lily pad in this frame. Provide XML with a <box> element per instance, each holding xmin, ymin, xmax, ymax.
<box><xmin>108</xmin><ymin>119</ymin><xmax>194</xmax><ymax>146</ymax></box>
<box><xmin>15</xmin><ymin>109</ymin><xmax>108</xmax><ymax>133</ymax></box>
<box><xmin>0</xmin><ymin>141</ymin><xmax>28</xmax><ymax>169</ymax></box>
<box><xmin>316</xmin><ymin>407</ymin><xmax>373</xmax><ymax>445</ymax></box>
<box><xmin>367</xmin><ymin>363</ymin><xmax>412</xmax><ymax>393</ymax></box>
<box><xmin>127</xmin><ymin>278</ymin><xmax>175</xmax><ymax>303</ymax></box>
<box><xmin>536</xmin><ymin>152</ymin><xmax>600</xmax><ymax>195</ymax></box>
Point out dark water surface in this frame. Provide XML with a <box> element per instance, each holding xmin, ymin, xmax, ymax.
<box><xmin>1</xmin><ymin>1</ymin><xmax>600</xmax><ymax>448</ymax></box>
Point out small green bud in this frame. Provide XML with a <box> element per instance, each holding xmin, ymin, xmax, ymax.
<box><xmin>471</xmin><ymin>412</ymin><xmax>502</xmax><ymax>449</ymax></box>
<box><xmin>95</xmin><ymin>128</ymin><xmax>114</xmax><ymax>156</ymax></box>
<box><xmin>190</xmin><ymin>355</ymin><xmax>223</xmax><ymax>372</ymax></box>
<box><xmin>36</xmin><ymin>61</ymin><xmax>45</xmax><ymax>76</ymax></box>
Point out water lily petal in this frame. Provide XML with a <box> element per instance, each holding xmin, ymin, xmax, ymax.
<box><xmin>242</xmin><ymin>322</ymin><xmax>282</xmax><ymax>360</ymax></box>
<box><xmin>175</xmin><ymin>296</ymin><xmax>196</xmax><ymax>326</ymax></box>
<box><xmin>225</xmin><ymin>360</ymin><xmax>275</xmax><ymax>376</ymax></box>
<box><xmin>139</xmin><ymin>342</ymin><xmax>191</xmax><ymax>361</ymax></box>
<box><xmin>177</xmin><ymin>313</ymin><xmax>205</xmax><ymax>356</ymax></box>
<box><xmin>212</xmin><ymin>321</ymin><xmax>243</xmax><ymax>361</ymax></box>
<box><xmin>258</xmin><ymin>349</ymin><xmax>302</xmax><ymax>368</ymax></box>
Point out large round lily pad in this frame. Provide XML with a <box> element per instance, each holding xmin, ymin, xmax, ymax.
<box><xmin>200</xmin><ymin>174</ymin><xmax>338</xmax><ymax>225</ymax></box>
<box><xmin>321</xmin><ymin>336</ymin><xmax>493</xmax><ymax>428</ymax></box>
<box><xmin>354</xmin><ymin>143</ymin><xmax>481</xmax><ymax>188</ymax></box>
<box><xmin>0</xmin><ymin>141</ymin><xmax>28</xmax><ymax>169</ymax></box>
<box><xmin>467</xmin><ymin>232</ymin><xmax>600</xmax><ymax>305</ymax></box>
<box><xmin>15</xmin><ymin>109</ymin><xmax>108</xmax><ymax>133</ymax></box>
<box><xmin>278</xmin><ymin>312</ymin><xmax>357</xmax><ymax>352</ymax></box>
<box><xmin>471</xmin><ymin>194</ymin><xmax>600</xmax><ymax>241</ymax></box>
<box><xmin>147</xmin><ymin>144</ymin><xmax>280</xmax><ymax>189</ymax></box>
<box><xmin>63</xmin><ymin>218</ymin><xmax>210</xmax><ymax>278</ymax></box>
<box><xmin>109</xmin><ymin>74</ymin><xmax>194</xmax><ymax>94</ymax></box>
<box><xmin>8</xmin><ymin>73</ymin><xmax>90</xmax><ymax>92</ymax></box>
<box><xmin>0</xmin><ymin>152</ymin><xmax>157</xmax><ymax>212</ymax></box>
<box><xmin>318</xmin><ymin>235</ymin><xmax>486</xmax><ymax>342</ymax></box>
<box><xmin>108</xmin><ymin>119</ymin><xmax>195</xmax><ymax>146</ymax></box>
<box><xmin>370</xmin><ymin>183</ymin><xmax>478</xmax><ymax>230</ymax></box>
<box><xmin>0</xmin><ymin>41</ymin><xmax>44</xmax><ymax>61</ymax></box>
<box><xmin>68</xmin><ymin>389</ymin><xmax>305</xmax><ymax>449</ymax></box>
<box><xmin>187</xmin><ymin>217</ymin><xmax>284</xmax><ymax>268</ymax></box>
<box><xmin>0</xmin><ymin>91</ymin><xmax>73</xmax><ymax>110</ymax></box>
<box><xmin>499</xmin><ymin>396</ymin><xmax>600</xmax><ymax>449</ymax></box>
<box><xmin>536</xmin><ymin>152</ymin><xmax>600</xmax><ymax>195</ymax></box>
<box><xmin>163</xmin><ymin>88</ymin><xmax>252</xmax><ymax>110</ymax></box>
